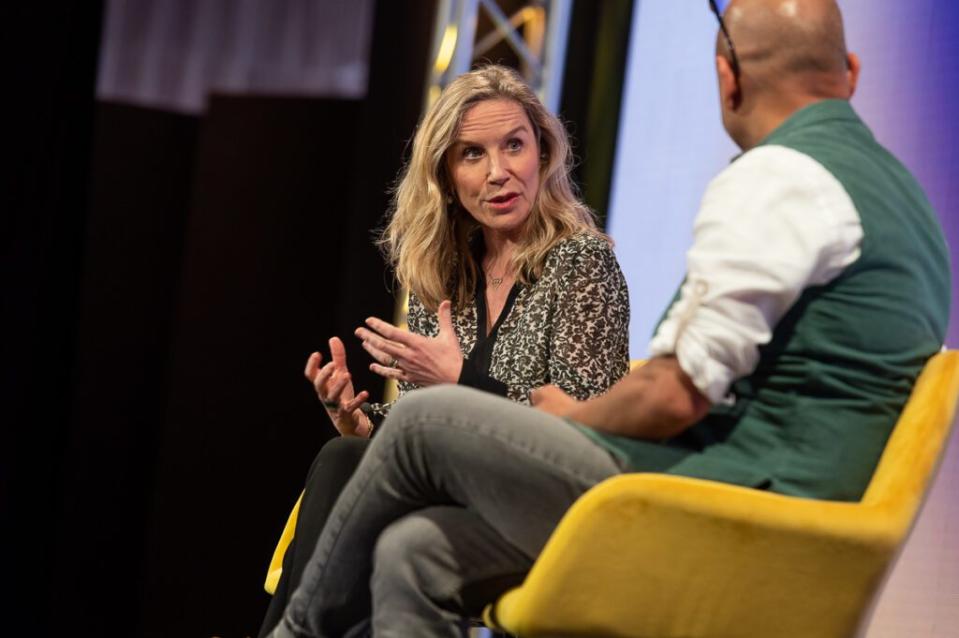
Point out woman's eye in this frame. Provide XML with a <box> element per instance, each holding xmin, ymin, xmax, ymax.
<box><xmin>506</xmin><ymin>138</ymin><xmax>523</xmax><ymax>152</ymax></box>
<box><xmin>463</xmin><ymin>146</ymin><xmax>483</xmax><ymax>160</ymax></box>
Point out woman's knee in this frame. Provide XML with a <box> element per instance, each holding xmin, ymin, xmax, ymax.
<box><xmin>385</xmin><ymin>385</ymin><xmax>482</xmax><ymax>431</ymax></box>
<box><xmin>304</xmin><ymin>436</ymin><xmax>370</xmax><ymax>486</ymax></box>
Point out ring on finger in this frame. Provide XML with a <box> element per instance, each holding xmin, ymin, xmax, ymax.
<box><xmin>389</xmin><ymin>357</ymin><xmax>400</xmax><ymax>369</ymax></box>
<box><xmin>322</xmin><ymin>399</ymin><xmax>339</xmax><ymax>410</ymax></box>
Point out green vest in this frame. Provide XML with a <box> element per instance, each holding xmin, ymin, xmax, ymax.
<box><xmin>586</xmin><ymin>100</ymin><xmax>950</xmax><ymax>500</ymax></box>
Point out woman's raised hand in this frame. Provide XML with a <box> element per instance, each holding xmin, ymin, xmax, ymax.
<box><xmin>356</xmin><ymin>300</ymin><xmax>464</xmax><ymax>387</ymax></box>
<box><xmin>304</xmin><ymin>337</ymin><xmax>373</xmax><ymax>438</ymax></box>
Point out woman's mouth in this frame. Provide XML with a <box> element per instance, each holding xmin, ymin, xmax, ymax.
<box><xmin>487</xmin><ymin>192</ymin><xmax>520</xmax><ymax>210</ymax></box>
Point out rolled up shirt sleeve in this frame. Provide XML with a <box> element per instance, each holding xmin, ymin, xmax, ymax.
<box><xmin>649</xmin><ymin>145</ymin><xmax>863</xmax><ymax>403</ymax></box>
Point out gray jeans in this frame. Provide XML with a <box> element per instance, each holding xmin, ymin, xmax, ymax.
<box><xmin>273</xmin><ymin>385</ymin><xmax>624</xmax><ymax>638</ymax></box>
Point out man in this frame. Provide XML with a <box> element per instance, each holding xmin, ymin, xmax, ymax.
<box><xmin>267</xmin><ymin>1</ymin><xmax>950</xmax><ymax>636</ymax></box>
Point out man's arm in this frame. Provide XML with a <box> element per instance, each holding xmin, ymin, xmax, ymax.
<box><xmin>533</xmin><ymin>356</ymin><xmax>710</xmax><ymax>440</ymax></box>
<box><xmin>532</xmin><ymin>146</ymin><xmax>864</xmax><ymax>440</ymax></box>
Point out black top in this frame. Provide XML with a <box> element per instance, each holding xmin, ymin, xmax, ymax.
<box><xmin>456</xmin><ymin>271</ymin><xmax>521</xmax><ymax>396</ymax></box>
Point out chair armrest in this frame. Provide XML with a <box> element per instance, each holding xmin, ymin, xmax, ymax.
<box><xmin>488</xmin><ymin>474</ymin><xmax>898</xmax><ymax>637</ymax></box>
<box><xmin>264</xmin><ymin>493</ymin><xmax>303</xmax><ymax>595</ymax></box>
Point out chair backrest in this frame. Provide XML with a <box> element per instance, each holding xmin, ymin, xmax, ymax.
<box><xmin>483</xmin><ymin>351</ymin><xmax>959</xmax><ymax>637</ymax></box>
<box><xmin>860</xmin><ymin>350</ymin><xmax>959</xmax><ymax>534</ymax></box>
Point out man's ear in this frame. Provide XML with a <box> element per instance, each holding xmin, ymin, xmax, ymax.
<box><xmin>716</xmin><ymin>54</ymin><xmax>741</xmax><ymax>110</ymax></box>
<box><xmin>845</xmin><ymin>52</ymin><xmax>861</xmax><ymax>98</ymax></box>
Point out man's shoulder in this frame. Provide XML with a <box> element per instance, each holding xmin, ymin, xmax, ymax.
<box><xmin>707</xmin><ymin>144</ymin><xmax>851</xmax><ymax>213</ymax></box>
<box><xmin>729</xmin><ymin>144</ymin><xmax>825</xmax><ymax>176</ymax></box>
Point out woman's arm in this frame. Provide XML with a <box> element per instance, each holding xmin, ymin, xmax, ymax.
<box><xmin>546</xmin><ymin>237</ymin><xmax>631</xmax><ymax>399</ymax></box>
<box><xmin>497</xmin><ymin>235</ymin><xmax>630</xmax><ymax>404</ymax></box>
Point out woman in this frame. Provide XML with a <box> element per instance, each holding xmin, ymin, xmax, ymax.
<box><xmin>259</xmin><ymin>64</ymin><xmax>629</xmax><ymax>635</ymax></box>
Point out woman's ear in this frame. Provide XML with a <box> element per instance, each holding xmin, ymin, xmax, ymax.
<box><xmin>438</xmin><ymin>168</ymin><xmax>456</xmax><ymax>206</ymax></box>
<box><xmin>539</xmin><ymin>140</ymin><xmax>549</xmax><ymax>165</ymax></box>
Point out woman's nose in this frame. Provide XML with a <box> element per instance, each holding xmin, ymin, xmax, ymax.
<box><xmin>487</xmin><ymin>154</ymin><xmax>509</xmax><ymax>183</ymax></box>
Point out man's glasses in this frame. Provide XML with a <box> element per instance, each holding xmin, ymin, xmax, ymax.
<box><xmin>709</xmin><ymin>0</ymin><xmax>741</xmax><ymax>77</ymax></box>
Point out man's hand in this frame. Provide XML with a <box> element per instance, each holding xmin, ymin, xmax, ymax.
<box><xmin>556</xmin><ymin>357</ymin><xmax>711</xmax><ymax>441</ymax></box>
<box><xmin>531</xmin><ymin>384</ymin><xmax>580</xmax><ymax>417</ymax></box>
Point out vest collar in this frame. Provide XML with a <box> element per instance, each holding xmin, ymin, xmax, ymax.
<box><xmin>758</xmin><ymin>99</ymin><xmax>860</xmax><ymax>146</ymax></box>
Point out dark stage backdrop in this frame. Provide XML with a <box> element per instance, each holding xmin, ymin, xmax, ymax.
<box><xmin>8</xmin><ymin>1</ymin><xmax>435</xmax><ymax>637</ymax></box>
<box><xmin>6</xmin><ymin>2</ymin><xmax>105</xmax><ymax>636</ymax></box>
<box><xmin>6</xmin><ymin>0</ymin><xmax>633</xmax><ymax>635</ymax></box>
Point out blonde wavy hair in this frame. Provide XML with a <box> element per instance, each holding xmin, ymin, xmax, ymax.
<box><xmin>378</xmin><ymin>64</ymin><xmax>607</xmax><ymax>312</ymax></box>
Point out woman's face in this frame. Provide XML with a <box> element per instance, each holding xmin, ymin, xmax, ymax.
<box><xmin>445</xmin><ymin>98</ymin><xmax>541</xmax><ymax>240</ymax></box>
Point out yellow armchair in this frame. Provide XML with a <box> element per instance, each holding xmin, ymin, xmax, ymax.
<box><xmin>264</xmin><ymin>366</ymin><xmax>653</xmax><ymax>593</ymax></box>
<box><xmin>265</xmin><ymin>493</ymin><xmax>302</xmax><ymax>594</ymax></box>
<box><xmin>483</xmin><ymin>351</ymin><xmax>959</xmax><ymax>637</ymax></box>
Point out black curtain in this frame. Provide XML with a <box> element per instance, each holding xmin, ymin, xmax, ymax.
<box><xmin>5</xmin><ymin>0</ymin><xmax>634</xmax><ymax>635</ymax></box>
<box><xmin>6</xmin><ymin>2</ymin><xmax>104</xmax><ymax>636</ymax></box>
<box><xmin>7</xmin><ymin>1</ymin><xmax>435</xmax><ymax>636</ymax></box>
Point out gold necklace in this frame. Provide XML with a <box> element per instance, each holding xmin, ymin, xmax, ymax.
<box><xmin>485</xmin><ymin>261</ymin><xmax>511</xmax><ymax>289</ymax></box>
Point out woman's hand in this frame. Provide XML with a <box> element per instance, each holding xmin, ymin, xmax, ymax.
<box><xmin>531</xmin><ymin>384</ymin><xmax>580</xmax><ymax>417</ymax></box>
<box><xmin>356</xmin><ymin>300</ymin><xmax>464</xmax><ymax>387</ymax></box>
<box><xmin>304</xmin><ymin>337</ymin><xmax>373</xmax><ymax>437</ymax></box>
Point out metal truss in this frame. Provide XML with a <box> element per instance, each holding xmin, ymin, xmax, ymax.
<box><xmin>424</xmin><ymin>0</ymin><xmax>573</xmax><ymax>112</ymax></box>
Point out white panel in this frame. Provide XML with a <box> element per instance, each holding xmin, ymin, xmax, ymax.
<box><xmin>606</xmin><ymin>2</ymin><xmax>737</xmax><ymax>357</ymax></box>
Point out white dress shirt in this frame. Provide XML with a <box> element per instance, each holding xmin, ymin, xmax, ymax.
<box><xmin>649</xmin><ymin>144</ymin><xmax>864</xmax><ymax>403</ymax></box>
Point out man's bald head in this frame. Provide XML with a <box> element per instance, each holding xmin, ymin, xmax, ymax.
<box><xmin>714</xmin><ymin>0</ymin><xmax>859</xmax><ymax>149</ymax></box>
<box><xmin>721</xmin><ymin>0</ymin><xmax>850</xmax><ymax>97</ymax></box>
